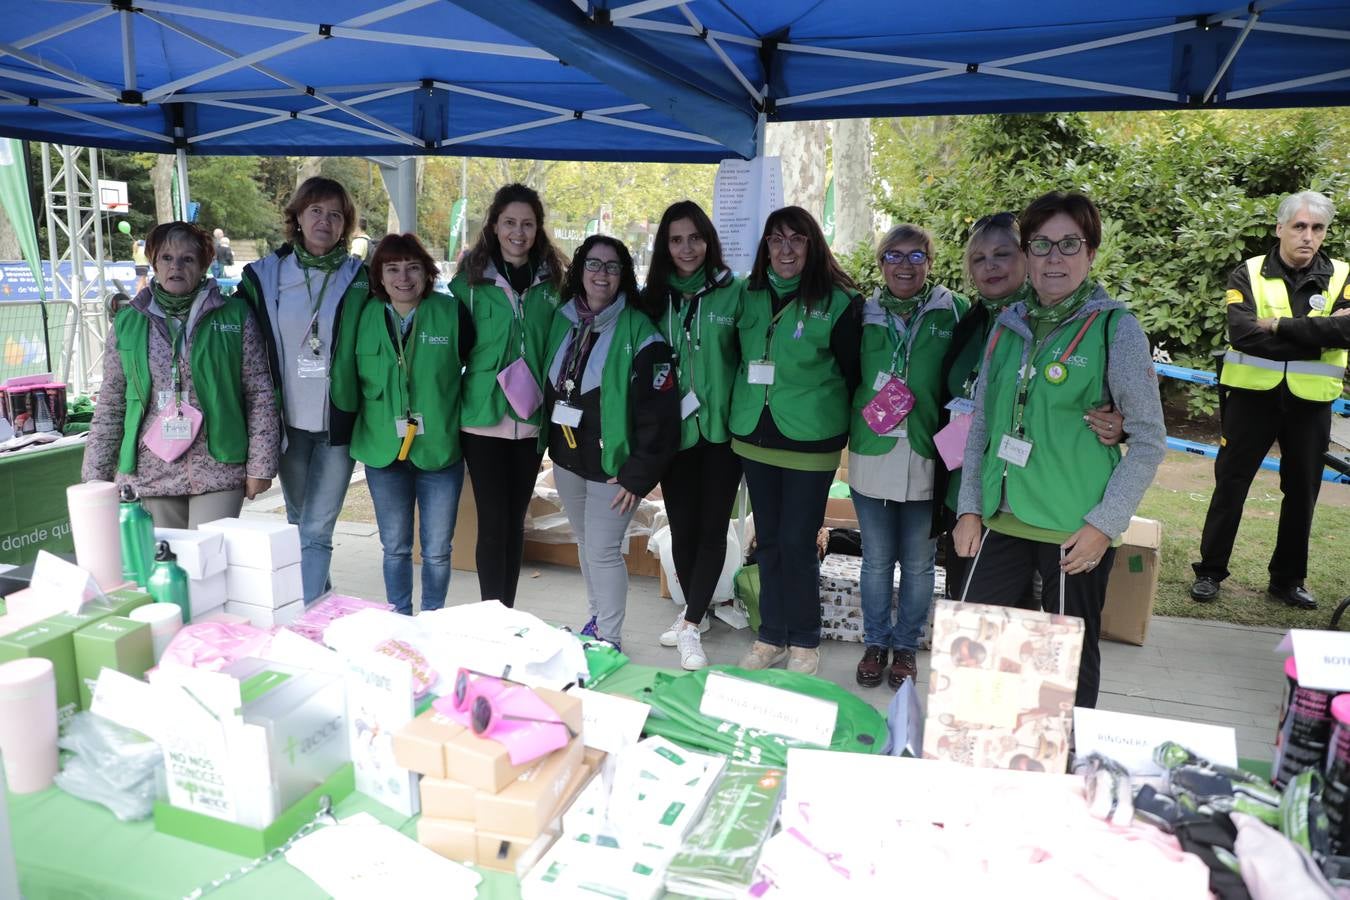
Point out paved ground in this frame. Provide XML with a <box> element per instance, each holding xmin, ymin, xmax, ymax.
<box><xmin>244</xmin><ymin>485</ymin><xmax>1287</xmax><ymax>765</ymax></box>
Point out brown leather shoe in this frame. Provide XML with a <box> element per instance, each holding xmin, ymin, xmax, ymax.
<box><xmin>855</xmin><ymin>645</ymin><xmax>888</xmax><ymax>687</ymax></box>
<box><xmin>888</xmin><ymin>648</ymin><xmax>917</xmax><ymax>689</ymax></box>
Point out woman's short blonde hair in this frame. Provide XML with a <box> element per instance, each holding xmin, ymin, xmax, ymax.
<box><xmin>876</xmin><ymin>223</ymin><xmax>933</xmax><ymax>266</ymax></box>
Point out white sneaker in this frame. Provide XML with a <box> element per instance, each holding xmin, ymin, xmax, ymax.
<box><xmin>659</xmin><ymin>607</ymin><xmax>710</xmax><ymax>647</ymax></box>
<box><xmin>676</xmin><ymin>624</ymin><xmax>709</xmax><ymax>670</ymax></box>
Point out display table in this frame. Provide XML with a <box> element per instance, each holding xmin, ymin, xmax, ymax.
<box><xmin>0</xmin><ymin>439</ymin><xmax>84</xmax><ymax>566</ymax></box>
<box><xmin>11</xmin><ymin>665</ymin><xmax>663</xmax><ymax>900</ymax></box>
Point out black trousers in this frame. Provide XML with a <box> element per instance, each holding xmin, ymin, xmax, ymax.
<box><xmin>961</xmin><ymin>529</ymin><xmax>1116</xmax><ymax>709</ymax></box>
<box><xmin>660</xmin><ymin>439</ymin><xmax>744</xmax><ymax>624</ymax></box>
<box><xmin>461</xmin><ymin>433</ymin><xmax>544</xmax><ymax>607</ymax></box>
<box><xmin>741</xmin><ymin>458</ymin><xmax>833</xmax><ymax>649</ymax></box>
<box><xmin>1194</xmin><ymin>383</ymin><xmax>1331</xmax><ymax>587</ymax></box>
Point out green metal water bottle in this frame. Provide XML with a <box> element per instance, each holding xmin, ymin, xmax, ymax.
<box><xmin>146</xmin><ymin>541</ymin><xmax>191</xmax><ymax>625</ymax></box>
<box><xmin>118</xmin><ymin>484</ymin><xmax>156</xmax><ymax>587</ymax></box>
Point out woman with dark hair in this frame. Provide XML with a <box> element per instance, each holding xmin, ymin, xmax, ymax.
<box><xmin>640</xmin><ymin>201</ymin><xmax>742</xmax><ymax>669</ymax></box>
<box><xmin>348</xmin><ymin>234</ymin><xmax>475</xmax><ymax>615</ymax></box>
<box><xmin>451</xmin><ymin>183</ymin><xmax>567</xmax><ymax>607</ymax></box>
<box><xmin>543</xmin><ymin>235</ymin><xmax>680</xmax><ymax>651</ymax></box>
<box><xmin>235</xmin><ymin>175</ymin><xmax>370</xmax><ymax>602</ymax></box>
<box><xmin>729</xmin><ymin>206</ymin><xmax>863</xmax><ymax>675</ymax></box>
<box><xmin>84</xmin><ymin>221</ymin><xmax>278</xmax><ymax>527</ymax></box>
<box><xmin>952</xmin><ymin>191</ymin><xmax>1165</xmax><ymax>709</ymax></box>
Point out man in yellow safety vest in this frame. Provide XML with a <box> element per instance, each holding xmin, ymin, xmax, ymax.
<box><xmin>1191</xmin><ymin>191</ymin><xmax>1350</xmax><ymax>610</ymax></box>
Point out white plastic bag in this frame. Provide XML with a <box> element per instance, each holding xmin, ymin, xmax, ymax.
<box><xmin>648</xmin><ymin>523</ymin><xmax>741</xmax><ymax>607</ymax></box>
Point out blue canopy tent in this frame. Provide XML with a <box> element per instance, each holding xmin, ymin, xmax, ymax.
<box><xmin>2</xmin><ymin>0</ymin><xmax>1349</xmax><ymax>161</ymax></box>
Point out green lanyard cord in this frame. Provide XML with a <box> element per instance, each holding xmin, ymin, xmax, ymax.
<box><xmin>385</xmin><ymin>304</ymin><xmax>417</xmax><ymax>416</ymax></box>
<box><xmin>302</xmin><ymin>266</ymin><xmax>336</xmax><ymax>345</ymax></box>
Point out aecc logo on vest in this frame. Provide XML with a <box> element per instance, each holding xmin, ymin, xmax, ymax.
<box><xmin>419</xmin><ymin>334</ymin><xmax>450</xmax><ymax>345</ymax></box>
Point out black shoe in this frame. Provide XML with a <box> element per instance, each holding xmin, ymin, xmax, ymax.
<box><xmin>1189</xmin><ymin>576</ymin><xmax>1220</xmax><ymax>603</ymax></box>
<box><xmin>855</xmin><ymin>646</ymin><xmax>887</xmax><ymax>687</ymax></box>
<box><xmin>1268</xmin><ymin>584</ymin><xmax>1317</xmax><ymax>610</ymax></box>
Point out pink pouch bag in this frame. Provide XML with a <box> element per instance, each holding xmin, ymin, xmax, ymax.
<box><xmin>497</xmin><ymin>357</ymin><xmax>543</xmax><ymax>420</ymax></box>
<box><xmin>862</xmin><ymin>376</ymin><xmax>916</xmax><ymax>436</ymax></box>
<box><xmin>141</xmin><ymin>402</ymin><xmax>203</xmax><ymax>463</ymax></box>
<box><xmin>934</xmin><ymin>412</ymin><xmax>973</xmax><ymax>470</ymax></box>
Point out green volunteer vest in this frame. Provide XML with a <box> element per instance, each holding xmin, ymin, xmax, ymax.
<box><xmin>850</xmin><ymin>286</ymin><xmax>965</xmax><ymax>459</ymax></box>
<box><xmin>657</xmin><ymin>279</ymin><xmax>742</xmax><ymax>450</ymax></box>
<box><xmin>350</xmin><ymin>292</ymin><xmax>466</xmax><ymax>470</ymax></box>
<box><xmin>114</xmin><ymin>299</ymin><xmax>249</xmax><ymax>474</ymax></box>
<box><xmin>729</xmin><ymin>284</ymin><xmax>853</xmax><ymax>442</ymax></box>
<box><xmin>451</xmin><ymin>272</ymin><xmax>558</xmax><ymax>428</ymax></box>
<box><xmin>978</xmin><ymin>305</ymin><xmax>1123</xmax><ymax>533</ymax></box>
<box><xmin>1218</xmin><ymin>256</ymin><xmax>1350</xmax><ymax>402</ymax></box>
<box><xmin>544</xmin><ymin>301</ymin><xmax>663</xmax><ymax>477</ymax></box>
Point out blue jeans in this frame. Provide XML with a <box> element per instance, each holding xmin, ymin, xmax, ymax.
<box><xmin>278</xmin><ymin>427</ymin><xmax>356</xmax><ymax>603</ymax></box>
<box><xmin>852</xmin><ymin>491</ymin><xmax>936</xmax><ymax>651</ymax></box>
<box><xmin>364</xmin><ymin>459</ymin><xmax>465</xmax><ymax>616</ymax></box>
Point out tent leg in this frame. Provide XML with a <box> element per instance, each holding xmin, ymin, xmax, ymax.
<box><xmin>175</xmin><ymin>147</ymin><xmax>190</xmax><ymax>221</ymax></box>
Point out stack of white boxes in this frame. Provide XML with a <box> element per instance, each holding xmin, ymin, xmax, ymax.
<box><xmin>198</xmin><ymin>518</ymin><xmax>304</xmax><ymax>627</ymax></box>
<box><xmin>154</xmin><ymin>528</ymin><xmax>228</xmax><ymax>620</ymax></box>
<box><xmin>818</xmin><ymin>553</ymin><xmax>946</xmax><ymax>648</ymax></box>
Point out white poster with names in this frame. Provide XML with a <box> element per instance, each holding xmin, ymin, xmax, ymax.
<box><xmin>713</xmin><ymin>156</ymin><xmax>784</xmax><ymax>276</ymax></box>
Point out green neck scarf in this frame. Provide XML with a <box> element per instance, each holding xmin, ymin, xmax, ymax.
<box><xmin>668</xmin><ymin>267</ymin><xmax>705</xmax><ymax>297</ymax></box>
<box><xmin>293</xmin><ymin>241</ymin><xmax>349</xmax><ymax>272</ymax></box>
<box><xmin>766</xmin><ymin>271</ymin><xmax>801</xmax><ymax>295</ymax></box>
<box><xmin>1026</xmin><ymin>280</ymin><xmax>1096</xmax><ymax>341</ymax></box>
<box><xmin>981</xmin><ymin>281</ymin><xmax>1033</xmax><ymax>312</ymax></box>
<box><xmin>151</xmin><ymin>278</ymin><xmax>206</xmax><ymax>318</ymax></box>
<box><xmin>879</xmin><ymin>283</ymin><xmax>930</xmax><ymax>320</ymax></box>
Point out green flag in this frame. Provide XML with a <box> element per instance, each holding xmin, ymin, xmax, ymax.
<box><xmin>822</xmin><ymin>177</ymin><xmax>836</xmax><ymax>247</ymax></box>
<box><xmin>0</xmin><ymin>139</ymin><xmax>45</xmax><ymax>300</ymax></box>
<box><xmin>447</xmin><ymin>197</ymin><xmax>467</xmax><ymax>263</ymax></box>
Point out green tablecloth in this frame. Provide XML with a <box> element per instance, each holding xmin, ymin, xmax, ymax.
<box><xmin>0</xmin><ymin>440</ymin><xmax>84</xmax><ymax>566</ymax></box>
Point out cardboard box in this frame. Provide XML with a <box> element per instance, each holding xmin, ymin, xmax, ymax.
<box><xmin>523</xmin><ymin>534</ymin><xmax>660</xmax><ymax>579</ymax></box>
<box><xmin>1101</xmin><ymin>516</ymin><xmax>1162</xmax><ymax>647</ymax></box>
<box><xmin>154</xmin><ymin>528</ymin><xmax>227</xmax><ymax>580</ymax></box>
<box><xmin>417</xmin><ymin>816</ymin><xmax>477</xmax><ymax>864</ymax></box>
<box><xmin>72</xmin><ymin>616</ymin><xmax>153</xmax><ymax>709</ymax></box>
<box><xmin>444</xmin><ymin>687</ymin><xmax>583</xmax><ymax>793</ymax></box>
<box><xmin>420</xmin><ymin>775</ymin><xmax>476</xmax><ymax>820</ymax></box>
<box><xmin>0</xmin><ymin>615</ymin><xmax>84</xmax><ymax>720</ymax></box>
<box><xmin>475</xmin><ymin>828</ymin><xmax>556</xmax><ymax>875</ymax></box>
<box><xmin>822</xmin><ymin>494</ymin><xmax>857</xmax><ymax>529</ymax></box>
<box><xmin>473</xmin><ymin>736</ymin><xmax>584</xmax><ymax>837</ymax></box>
<box><xmin>225</xmin><ymin>563</ymin><xmax>302</xmax><ymax>609</ymax></box>
<box><xmin>199</xmin><ymin>518</ymin><xmax>302</xmax><ymax>570</ymax></box>
<box><xmin>392</xmin><ymin>709</ymin><xmax>467</xmax><ymax>778</ymax></box>
<box><xmin>189</xmin><ymin>571</ymin><xmax>227</xmax><ymax>619</ymax></box>
<box><xmin>223</xmin><ymin>598</ymin><xmax>305</xmax><ymax>629</ymax></box>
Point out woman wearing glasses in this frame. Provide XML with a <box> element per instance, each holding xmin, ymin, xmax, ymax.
<box><xmin>849</xmin><ymin>225</ymin><xmax>967</xmax><ymax>690</ymax></box>
<box><xmin>543</xmin><ymin>235</ymin><xmax>681</xmax><ymax>651</ymax></box>
<box><xmin>452</xmin><ymin>184</ymin><xmax>567</xmax><ymax>608</ymax></box>
<box><xmin>730</xmin><ymin>207</ymin><xmax>863</xmax><ymax>676</ymax></box>
<box><xmin>951</xmin><ymin>191</ymin><xmax>1165</xmax><ymax>709</ymax></box>
<box><xmin>640</xmin><ymin>201</ymin><xmax>742</xmax><ymax>670</ymax></box>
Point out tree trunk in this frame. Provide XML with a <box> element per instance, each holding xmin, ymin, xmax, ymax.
<box><xmin>295</xmin><ymin>156</ymin><xmax>323</xmax><ymax>188</ymax></box>
<box><xmin>765</xmin><ymin>121</ymin><xmax>827</xmax><ymax>221</ymax></box>
<box><xmin>150</xmin><ymin>155</ymin><xmax>174</xmax><ymax>225</ymax></box>
<box><xmin>831</xmin><ymin>118</ymin><xmax>874</xmax><ymax>256</ymax></box>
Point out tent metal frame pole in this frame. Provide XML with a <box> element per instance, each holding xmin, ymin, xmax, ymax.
<box><xmin>189</xmin><ymin>114</ymin><xmax>291</xmax><ymax>145</ymax></box>
<box><xmin>0</xmin><ymin>66</ymin><xmax>112</xmax><ymax>99</ymax></box>
<box><xmin>610</xmin><ymin>0</ymin><xmax>687</xmax><ymax>21</ymax></box>
<box><xmin>439</xmin><ymin>115</ymin><xmax>573</xmax><ymax>147</ymax></box>
<box><xmin>585</xmin><ymin>112</ymin><xmax>719</xmax><ymax>143</ymax></box>
<box><xmin>165</xmin><ymin>82</ymin><xmax>416</xmax><ymax>102</ymax></box>
<box><xmin>1227</xmin><ymin>65</ymin><xmax>1350</xmax><ymax>101</ymax></box>
<box><xmin>1203</xmin><ymin>11</ymin><xmax>1261</xmax><ymax>103</ymax></box>
<box><xmin>1240</xmin><ymin>21</ymin><xmax>1350</xmax><ymax>41</ymax></box>
<box><xmin>0</xmin><ymin>88</ymin><xmax>171</xmax><ymax>144</ymax></box>
<box><xmin>325</xmin><ymin>27</ymin><xmax>553</xmax><ymax>59</ymax></box>
<box><xmin>986</xmin><ymin>21</ymin><xmax>1191</xmax><ymax>68</ymax></box>
<box><xmin>980</xmin><ymin>66</ymin><xmax>1179</xmax><ymax>102</ymax></box>
<box><xmin>0</xmin><ymin>41</ymin><xmax>118</xmax><ymax>101</ymax></box>
<box><xmin>13</xmin><ymin>7</ymin><xmax>115</xmax><ymax>50</ymax></box>
<box><xmin>613</xmin><ymin>16</ymin><xmax>761</xmax><ymax>46</ymax></box>
<box><xmin>175</xmin><ymin>147</ymin><xmax>190</xmax><ymax>221</ymax></box>
<box><xmin>676</xmin><ymin>4</ymin><xmax>762</xmax><ymax>102</ymax></box>
<box><xmin>778</xmin><ymin>70</ymin><xmax>960</xmax><ymax>107</ymax></box>
<box><xmin>120</xmin><ymin>7</ymin><xmax>136</xmax><ymax>93</ymax></box>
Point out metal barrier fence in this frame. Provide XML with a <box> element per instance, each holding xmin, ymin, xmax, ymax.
<box><xmin>0</xmin><ymin>299</ymin><xmax>78</xmax><ymax>385</ymax></box>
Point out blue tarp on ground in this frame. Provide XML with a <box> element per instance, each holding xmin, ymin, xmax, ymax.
<box><xmin>1</xmin><ymin>1</ymin><xmax>1349</xmax><ymax>161</ymax></box>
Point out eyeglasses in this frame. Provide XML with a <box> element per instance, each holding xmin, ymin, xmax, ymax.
<box><xmin>451</xmin><ymin>668</ymin><xmax>577</xmax><ymax>739</ymax></box>
<box><xmin>766</xmin><ymin>234</ymin><xmax>807</xmax><ymax>252</ymax></box>
<box><xmin>1026</xmin><ymin>236</ymin><xmax>1085</xmax><ymax>257</ymax></box>
<box><xmin>882</xmin><ymin>249</ymin><xmax>929</xmax><ymax>266</ymax></box>
<box><xmin>971</xmin><ymin>212</ymin><xmax>1017</xmax><ymax>235</ymax></box>
<box><xmin>583</xmin><ymin>258</ymin><xmax>623</xmax><ymax>275</ymax></box>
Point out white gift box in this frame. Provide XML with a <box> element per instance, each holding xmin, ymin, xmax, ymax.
<box><xmin>224</xmin><ymin>597</ymin><xmax>305</xmax><ymax>629</ymax></box>
<box><xmin>189</xmin><ymin>571</ymin><xmax>228</xmax><ymax>619</ymax></box>
<box><xmin>199</xmin><ymin>518</ymin><xmax>302</xmax><ymax>571</ymax></box>
<box><xmin>226</xmin><ymin>563</ymin><xmax>303</xmax><ymax>609</ymax></box>
<box><xmin>154</xmin><ymin>528</ymin><xmax>227</xmax><ymax>580</ymax></box>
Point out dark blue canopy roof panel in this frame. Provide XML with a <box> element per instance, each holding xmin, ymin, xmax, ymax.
<box><xmin>1</xmin><ymin>0</ymin><xmax>1348</xmax><ymax>161</ymax></box>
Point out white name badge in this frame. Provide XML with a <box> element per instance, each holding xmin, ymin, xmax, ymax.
<box><xmin>1311</xmin><ymin>294</ymin><xmax>1328</xmax><ymax>311</ymax></box>
<box><xmin>551</xmin><ymin>402</ymin><xmax>583</xmax><ymax>427</ymax></box>
<box><xmin>945</xmin><ymin>397</ymin><xmax>976</xmax><ymax>416</ymax></box>
<box><xmin>747</xmin><ymin>360</ymin><xmax>775</xmax><ymax>385</ymax></box>
<box><xmin>873</xmin><ymin>370</ymin><xmax>894</xmax><ymax>392</ymax></box>
<box><xmin>296</xmin><ymin>353</ymin><xmax>328</xmax><ymax>380</ymax></box>
<box><xmin>162</xmin><ymin>415</ymin><xmax>193</xmax><ymax>441</ymax></box>
<box><xmin>997</xmin><ymin>433</ymin><xmax>1034</xmax><ymax>468</ymax></box>
<box><xmin>680</xmin><ymin>390</ymin><xmax>701</xmax><ymax>420</ymax></box>
<box><xmin>395</xmin><ymin>414</ymin><xmax>424</xmax><ymax>438</ymax></box>
<box><xmin>884</xmin><ymin>425</ymin><xmax>908</xmax><ymax>440</ymax></box>
<box><xmin>157</xmin><ymin>389</ymin><xmax>189</xmax><ymax>410</ymax></box>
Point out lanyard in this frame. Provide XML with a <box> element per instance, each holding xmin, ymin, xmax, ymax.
<box><xmin>881</xmin><ymin>304</ymin><xmax>923</xmax><ymax>380</ymax></box>
<box><xmin>559</xmin><ymin>318</ymin><xmax>596</xmax><ymax>400</ymax></box>
<box><xmin>165</xmin><ymin>314</ymin><xmax>188</xmax><ymax>404</ymax></box>
<box><xmin>302</xmin><ymin>266</ymin><xmax>336</xmax><ymax>346</ymax></box>
<box><xmin>385</xmin><ymin>304</ymin><xmax>417</xmax><ymax>415</ymax></box>
<box><xmin>992</xmin><ymin>310</ymin><xmax>1102</xmax><ymax>436</ymax></box>
<box><xmin>763</xmin><ymin>293</ymin><xmax>800</xmax><ymax>359</ymax></box>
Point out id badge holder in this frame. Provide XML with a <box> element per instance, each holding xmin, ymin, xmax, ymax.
<box><xmin>997</xmin><ymin>433</ymin><xmax>1034</xmax><ymax>468</ymax></box>
<box><xmin>552</xmin><ymin>402</ymin><xmax>583</xmax><ymax>427</ymax></box>
<box><xmin>297</xmin><ymin>352</ymin><xmax>328</xmax><ymax>380</ymax></box>
<box><xmin>747</xmin><ymin>360</ymin><xmax>775</xmax><ymax>385</ymax></box>
<box><xmin>873</xmin><ymin>370</ymin><xmax>894</xmax><ymax>392</ymax></box>
<box><xmin>945</xmin><ymin>396</ymin><xmax>976</xmax><ymax>416</ymax></box>
<box><xmin>680</xmin><ymin>391</ymin><xmax>701</xmax><ymax>419</ymax></box>
<box><xmin>157</xmin><ymin>389</ymin><xmax>187</xmax><ymax>411</ymax></box>
<box><xmin>395</xmin><ymin>414</ymin><xmax>422</xmax><ymax>461</ymax></box>
<box><xmin>162</xmin><ymin>414</ymin><xmax>193</xmax><ymax>441</ymax></box>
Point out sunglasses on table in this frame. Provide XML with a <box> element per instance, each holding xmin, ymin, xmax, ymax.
<box><xmin>583</xmin><ymin>258</ymin><xmax>624</xmax><ymax>275</ymax></box>
<box><xmin>882</xmin><ymin>249</ymin><xmax>929</xmax><ymax>266</ymax></box>
<box><xmin>451</xmin><ymin>668</ymin><xmax>577</xmax><ymax>739</ymax></box>
<box><xmin>1026</xmin><ymin>236</ymin><xmax>1086</xmax><ymax>257</ymax></box>
<box><xmin>971</xmin><ymin>211</ymin><xmax>1017</xmax><ymax>235</ymax></box>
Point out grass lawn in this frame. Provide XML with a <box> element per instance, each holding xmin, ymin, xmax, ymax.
<box><xmin>1139</xmin><ymin>453</ymin><xmax>1350</xmax><ymax>630</ymax></box>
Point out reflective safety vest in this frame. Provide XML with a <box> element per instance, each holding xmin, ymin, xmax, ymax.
<box><xmin>1220</xmin><ymin>256</ymin><xmax>1350</xmax><ymax>402</ymax></box>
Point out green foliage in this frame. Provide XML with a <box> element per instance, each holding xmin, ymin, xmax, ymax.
<box><xmin>837</xmin><ymin>243</ymin><xmax>881</xmax><ymax>297</ymax></box>
<box><xmin>187</xmin><ymin>157</ymin><xmax>274</xmax><ymax>241</ymax></box>
<box><xmin>876</xmin><ymin>110</ymin><xmax>1350</xmax><ymax>413</ymax></box>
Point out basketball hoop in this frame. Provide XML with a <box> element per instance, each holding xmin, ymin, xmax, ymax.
<box><xmin>103</xmin><ymin>201</ymin><xmax>129</xmax><ymax>214</ymax></box>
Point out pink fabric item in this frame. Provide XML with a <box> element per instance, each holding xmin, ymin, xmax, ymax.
<box><xmin>158</xmin><ymin>621</ymin><xmax>273</xmax><ymax>672</ymax></box>
<box><xmin>141</xmin><ymin>401</ymin><xmax>203</xmax><ymax>463</ymax></box>
<box><xmin>285</xmin><ymin>593</ymin><xmax>393</xmax><ymax>645</ymax></box>
<box><xmin>496</xmin><ymin>356</ymin><xmax>543</xmax><ymax>421</ymax></box>
<box><xmin>934</xmin><ymin>412</ymin><xmax>973</xmax><ymax>470</ymax></box>
<box><xmin>862</xmin><ymin>376</ymin><xmax>916</xmax><ymax>436</ymax></box>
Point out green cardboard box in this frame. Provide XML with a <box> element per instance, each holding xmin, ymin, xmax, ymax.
<box><xmin>0</xmin><ymin>615</ymin><xmax>84</xmax><ymax>723</ymax></box>
<box><xmin>72</xmin><ymin>615</ymin><xmax>154</xmax><ymax>709</ymax></box>
<box><xmin>91</xmin><ymin>587</ymin><xmax>153</xmax><ymax>619</ymax></box>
